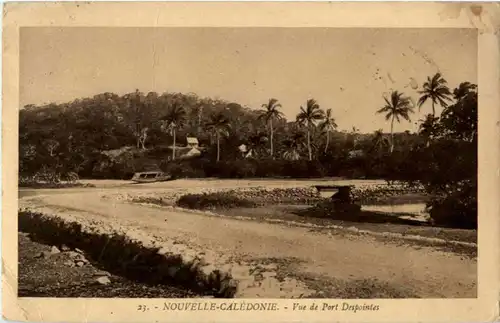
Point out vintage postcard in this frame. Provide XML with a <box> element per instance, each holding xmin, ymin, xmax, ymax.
<box><xmin>3</xmin><ymin>1</ymin><xmax>500</xmax><ymax>323</ymax></box>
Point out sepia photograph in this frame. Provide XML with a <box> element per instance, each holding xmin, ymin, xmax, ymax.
<box><xmin>3</xmin><ymin>2</ymin><xmax>500</xmax><ymax>323</ymax></box>
<box><xmin>17</xmin><ymin>25</ymin><xmax>478</xmax><ymax>299</ymax></box>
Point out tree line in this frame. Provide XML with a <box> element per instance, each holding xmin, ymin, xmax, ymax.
<box><xmin>19</xmin><ymin>72</ymin><xmax>477</xmax><ymax>228</ymax></box>
<box><xmin>19</xmin><ymin>72</ymin><xmax>475</xmax><ymax>180</ymax></box>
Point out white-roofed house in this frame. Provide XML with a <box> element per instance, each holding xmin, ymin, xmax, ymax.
<box><xmin>186</xmin><ymin>137</ymin><xmax>199</xmax><ymax>148</ymax></box>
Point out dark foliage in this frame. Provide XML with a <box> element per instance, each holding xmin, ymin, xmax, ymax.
<box><xmin>19</xmin><ymin>90</ymin><xmax>424</xmax><ymax>181</ymax></box>
<box><xmin>426</xmin><ymin>179</ymin><xmax>477</xmax><ymax>229</ymax></box>
<box><xmin>411</xmin><ymin>86</ymin><xmax>477</xmax><ymax>229</ymax></box>
<box><xmin>176</xmin><ymin>192</ymin><xmax>257</xmax><ymax>210</ymax></box>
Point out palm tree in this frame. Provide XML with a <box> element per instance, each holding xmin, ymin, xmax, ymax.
<box><xmin>160</xmin><ymin>101</ymin><xmax>186</xmax><ymax>160</ymax></box>
<box><xmin>370</xmin><ymin>129</ymin><xmax>390</xmax><ymax>153</ymax></box>
<box><xmin>247</xmin><ymin>131</ymin><xmax>268</xmax><ymax>158</ymax></box>
<box><xmin>205</xmin><ymin>112</ymin><xmax>231</xmax><ymax>162</ymax></box>
<box><xmin>318</xmin><ymin>108</ymin><xmax>337</xmax><ymax>153</ymax></box>
<box><xmin>128</xmin><ymin>89</ymin><xmax>147</xmax><ymax>149</ymax></box>
<box><xmin>282</xmin><ymin>132</ymin><xmax>305</xmax><ymax>161</ymax></box>
<box><xmin>350</xmin><ymin>126</ymin><xmax>360</xmax><ymax>149</ymax></box>
<box><xmin>376</xmin><ymin>91</ymin><xmax>414</xmax><ymax>153</ymax></box>
<box><xmin>418</xmin><ymin>114</ymin><xmax>440</xmax><ymax>147</ymax></box>
<box><xmin>258</xmin><ymin>98</ymin><xmax>284</xmax><ymax>158</ymax></box>
<box><xmin>296</xmin><ymin>99</ymin><xmax>325</xmax><ymax>160</ymax></box>
<box><xmin>417</xmin><ymin>72</ymin><xmax>452</xmax><ymax>117</ymax></box>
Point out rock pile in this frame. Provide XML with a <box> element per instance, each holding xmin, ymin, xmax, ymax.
<box><xmin>107</xmin><ymin>186</ymin><xmax>323</xmax><ymax>207</ymax></box>
<box><xmin>95</xmin><ymin>276</ymin><xmax>111</xmax><ymax>285</ymax></box>
<box><xmin>226</xmin><ymin>187</ymin><xmax>321</xmax><ymax>205</ymax></box>
<box><xmin>34</xmin><ymin>243</ymin><xmax>96</xmax><ymax>269</ymax></box>
<box><xmin>351</xmin><ymin>184</ymin><xmax>426</xmax><ymax>205</ymax></box>
<box><xmin>60</xmin><ymin>248</ymin><xmax>91</xmax><ymax>267</ymax></box>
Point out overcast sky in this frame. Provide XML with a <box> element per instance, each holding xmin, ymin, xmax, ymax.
<box><xmin>20</xmin><ymin>27</ymin><xmax>477</xmax><ymax>133</ymax></box>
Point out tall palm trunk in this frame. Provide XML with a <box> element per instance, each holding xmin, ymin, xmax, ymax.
<box><xmin>198</xmin><ymin>107</ymin><xmax>203</xmax><ymax>134</ymax></box>
<box><xmin>270</xmin><ymin>119</ymin><xmax>274</xmax><ymax>158</ymax></box>
<box><xmin>390</xmin><ymin>115</ymin><xmax>395</xmax><ymax>153</ymax></box>
<box><xmin>324</xmin><ymin>130</ymin><xmax>330</xmax><ymax>153</ymax></box>
<box><xmin>136</xmin><ymin>126</ymin><xmax>141</xmax><ymax>149</ymax></box>
<box><xmin>172</xmin><ymin>129</ymin><xmax>176</xmax><ymax>160</ymax></box>
<box><xmin>432</xmin><ymin>101</ymin><xmax>435</xmax><ymax>118</ymax></box>
<box><xmin>307</xmin><ymin>128</ymin><xmax>312</xmax><ymax>161</ymax></box>
<box><xmin>216</xmin><ymin>132</ymin><xmax>220</xmax><ymax>162</ymax></box>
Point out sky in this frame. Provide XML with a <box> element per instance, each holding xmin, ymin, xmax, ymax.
<box><xmin>20</xmin><ymin>27</ymin><xmax>477</xmax><ymax>133</ymax></box>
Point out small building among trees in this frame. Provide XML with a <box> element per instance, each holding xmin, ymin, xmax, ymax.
<box><xmin>186</xmin><ymin>137</ymin><xmax>199</xmax><ymax>148</ymax></box>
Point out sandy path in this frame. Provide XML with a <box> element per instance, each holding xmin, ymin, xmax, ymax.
<box><xmin>19</xmin><ymin>179</ymin><xmax>476</xmax><ymax>298</ymax></box>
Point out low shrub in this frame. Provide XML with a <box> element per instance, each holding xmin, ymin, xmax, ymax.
<box><xmin>426</xmin><ymin>180</ymin><xmax>477</xmax><ymax>229</ymax></box>
<box><xmin>176</xmin><ymin>192</ymin><xmax>257</xmax><ymax>210</ymax></box>
<box><xmin>406</xmin><ymin>139</ymin><xmax>477</xmax><ymax>229</ymax></box>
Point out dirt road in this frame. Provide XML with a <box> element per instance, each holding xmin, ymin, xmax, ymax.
<box><xmin>19</xmin><ymin>179</ymin><xmax>476</xmax><ymax>298</ymax></box>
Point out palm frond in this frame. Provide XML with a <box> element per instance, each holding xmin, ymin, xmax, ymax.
<box><xmin>377</xmin><ymin>105</ymin><xmax>390</xmax><ymax>114</ymax></box>
<box><xmin>417</xmin><ymin>95</ymin><xmax>429</xmax><ymax>108</ymax></box>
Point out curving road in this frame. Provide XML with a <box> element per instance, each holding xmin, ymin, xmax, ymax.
<box><xmin>19</xmin><ymin>179</ymin><xmax>477</xmax><ymax>298</ymax></box>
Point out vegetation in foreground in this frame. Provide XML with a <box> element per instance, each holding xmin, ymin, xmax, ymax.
<box><xmin>18</xmin><ymin>232</ymin><xmax>199</xmax><ymax>298</ymax></box>
<box><xmin>19</xmin><ymin>211</ymin><xmax>237</xmax><ymax>297</ymax></box>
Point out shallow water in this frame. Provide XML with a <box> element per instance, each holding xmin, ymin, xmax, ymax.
<box><xmin>362</xmin><ymin>203</ymin><xmax>428</xmax><ymax>223</ymax></box>
<box><xmin>361</xmin><ymin>203</ymin><xmax>427</xmax><ymax>215</ymax></box>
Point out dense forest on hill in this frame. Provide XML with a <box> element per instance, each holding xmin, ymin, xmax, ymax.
<box><xmin>19</xmin><ymin>75</ymin><xmax>476</xmax><ymax>180</ymax></box>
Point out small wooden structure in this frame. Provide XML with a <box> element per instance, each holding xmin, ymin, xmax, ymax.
<box><xmin>131</xmin><ymin>171</ymin><xmax>172</xmax><ymax>183</ymax></box>
<box><xmin>314</xmin><ymin>185</ymin><xmax>354</xmax><ymax>202</ymax></box>
<box><xmin>314</xmin><ymin>184</ymin><xmax>360</xmax><ymax>214</ymax></box>
<box><xmin>186</xmin><ymin>137</ymin><xmax>199</xmax><ymax>148</ymax></box>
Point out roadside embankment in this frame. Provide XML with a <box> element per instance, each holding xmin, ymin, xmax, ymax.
<box><xmin>19</xmin><ymin>210</ymin><xmax>237</xmax><ymax>297</ymax></box>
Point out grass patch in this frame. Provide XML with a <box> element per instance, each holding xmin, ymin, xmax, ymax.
<box><xmin>176</xmin><ymin>192</ymin><xmax>257</xmax><ymax>210</ymax></box>
<box><xmin>18</xmin><ymin>211</ymin><xmax>236</xmax><ymax>298</ymax></box>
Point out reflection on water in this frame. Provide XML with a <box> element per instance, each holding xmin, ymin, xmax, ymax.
<box><xmin>362</xmin><ymin>203</ymin><xmax>428</xmax><ymax>222</ymax></box>
<box><xmin>361</xmin><ymin>203</ymin><xmax>427</xmax><ymax>214</ymax></box>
